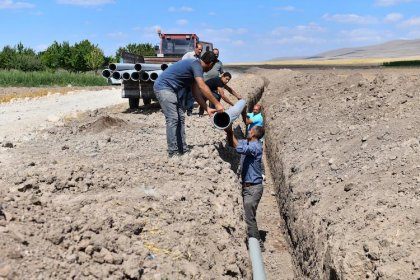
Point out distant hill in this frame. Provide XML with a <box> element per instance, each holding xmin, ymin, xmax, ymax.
<box><xmin>270</xmin><ymin>39</ymin><xmax>420</xmax><ymax>61</ymax></box>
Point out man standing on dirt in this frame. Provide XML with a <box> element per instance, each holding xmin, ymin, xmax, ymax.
<box><xmin>226</xmin><ymin>125</ymin><xmax>266</xmax><ymax>252</ymax></box>
<box><xmin>203</xmin><ymin>48</ymin><xmax>224</xmax><ymax>81</ymax></box>
<box><xmin>154</xmin><ymin>51</ymin><xmax>224</xmax><ymax>157</ymax></box>
<box><xmin>198</xmin><ymin>48</ymin><xmax>225</xmax><ymax>116</ymax></box>
<box><xmin>182</xmin><ymin>43</ymin><xmax>203</xmax><ymax>116</ymax></box>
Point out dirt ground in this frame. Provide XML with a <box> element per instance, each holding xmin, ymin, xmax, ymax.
<box><xmin>0</xmin><ymin>75</ymin><xmax>296</xmax><ymax>279</ymax></box>
<box><xmin>0</xmin><ymin>67</ymin><xmax>419</xmax><ymax>280</ymax></box>
<box><xmin>257</xmin><ymin>67</ymin><xmax>420</xmax><ymax>279</ymax></box>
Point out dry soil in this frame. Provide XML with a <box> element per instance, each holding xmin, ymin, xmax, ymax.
<box><xmin>0</xmin><ymin>67</ymin><xmax>419</xmax><ymax>280</ymax></box>
<box><xmin>0</xmin><ymin>74</ymin><xmax>291</xmax><ymax>280</ymax></box>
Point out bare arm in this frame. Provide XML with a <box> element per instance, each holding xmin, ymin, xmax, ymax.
<box><xmin>232</xmin><ymin>132</ymin><xmax>238</xmax><ymax>147</ymax></box>
<box><xmin>225</xmin><ymin>125</ymin><xmax>238</xmax><ymax>148</ymax></box>
<box><xmin>194</xmin><ymin>77</ymin><xmax>224</xmax><ymax>114</ymax></box>
<box><xmin>224</xmin><ymin>84</ymin><xmax>242</xmax><ymax>100</ymax></box>
<box><xmin>245</xmin><ymin>116</ymin><xmax>253</xmax><ymax>125</ymax></box>
<box><xmin>218</xmin><ymin>87</ymin><xmax>234</xmax><ymax>106</ymax></box>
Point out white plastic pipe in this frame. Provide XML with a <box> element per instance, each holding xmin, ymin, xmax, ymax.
<box><xmin>121</xmin><ymin>70</ymin><xmax>138</xmax><ymax>81</ymax></box>
<box><xmin>130</xmin><ymin>71</ymin><xmax>141</xmax><ymax>81</ymax></box>
<box><xmin>140</xmin><ymin>71</ymin><xmax>150</xmax><ymax>82</ymax></box>
<box><xmin>112</xmin><ymin>71</ymin><xmax>122</xmax><ymax>80</ymax></box>
<box><xmin>249</xmin><ymin>237</ymin><xmax>267</xmax><ymax>280</ymax></box>
<box><xmin>109</xmin><ymin>63</ymin><xmax>136</xmax><ymax>71</ymax></box>
<box><xmin>134</xmin><ymin>63</ymin><xmax>168</xmax><ymax>72</ymax></box>
<box><xmin>101</xmin><ymin>69</ymin><xmax>112</xmax><ymax>79</ymax></box>
<box><xmin>212</xmin><ymin>99</ymin><xmax>247</xmax><ymax>130</ymax></box>
<box><xmin>149</xmin><ymin>70</ymin><xmax>162</xmax><ymax>82</ymax></box>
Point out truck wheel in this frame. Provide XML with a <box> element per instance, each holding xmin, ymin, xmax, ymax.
<box><xmin>129</xmin><ymin>98</ymin><xmax>140</xmax><ymax>109</ymax></box>
<box><xmin>143</xmin><ymin>98</ymin><xmax>152</xmax><ymax>105</ymax></box>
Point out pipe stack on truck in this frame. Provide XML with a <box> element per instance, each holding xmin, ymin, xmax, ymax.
<box><xmin>101</xmin><ymin>29</ymin><xmax>213</xmax><ymax>109</ymax></box>
<box><xmin>101</xmin><ymin>62</ymin><xmax>169</xmax><ymax>108</ymax></box>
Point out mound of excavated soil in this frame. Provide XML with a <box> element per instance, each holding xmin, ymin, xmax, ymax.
<box><xmin>79</xmin><ymin>115</ymin><xmax>127</xmax><ymax>133</ymax></box>
<box><xmin>259</xmin><ymin>68</ymin><xmax>419</xmax><ymax>279</ymax></box>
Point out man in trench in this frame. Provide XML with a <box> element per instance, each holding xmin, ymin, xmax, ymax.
<box><xmin>226</xmin><ymin>125</ymin><xmax>266</xmax><ymax>252</ymax></box>
<box><xmin>153</xmin><ymin>51</ymin><xmax>224</xmax><ymax>157</ymax></box>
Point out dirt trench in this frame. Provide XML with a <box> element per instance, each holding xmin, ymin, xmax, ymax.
<box><xmin>258</xmin><ymin>67</ymin><xmax>419</xmax><ymax>280</ymax></box>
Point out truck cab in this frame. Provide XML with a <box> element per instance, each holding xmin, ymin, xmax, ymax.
<box><xmin>120</xmin><ymin>30</ymin><xmax>213</xmax><ymax>109</ymax></box>
<box><xmin>158</xmin><ymin>32</ymin><xmax>213</xmax><ymax>56</ymax></box>
<box><xmin>143</xmin><ymin>31</ymin><xmax>213</xmax><ymax>64</ymax></box>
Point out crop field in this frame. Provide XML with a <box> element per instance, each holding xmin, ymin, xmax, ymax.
<box><xmin>228</xmin><ymin>55</ymin><xmax>420</xmax><ymax>66</ymax></box>
<box><xmin>0</xmin><ymin>70</ymin><xmax>108</xmax><ymax>87</ymax></box>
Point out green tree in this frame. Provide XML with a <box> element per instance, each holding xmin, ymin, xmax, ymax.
<box><xmin>15</xmin><ymin>54</ymin><xmax>45</xmax><ymax>71</ymax></box>
<box><xmin>0</xmin><ymin>45</ymin><xmax>17</xmax><ymax>70</ymax></box>
<box><xmin>70</xmin><ymin>39</ymin><xmax>96</xmax><ymax>72</ymax></box>
<box><xmin>115</xmin><ymin>43</ymin><xmax>155</xmax><ymax>62</ymax></box>
<box><xmin>0</xmin><ymin>43</ymin><xmax>42</xmax><ymax>71</ymax></box>
<box><xmin>40</xmin><ymin>41</ymin><xmax>72</xmax><ymax>70</ymax></box>
<box><xmin>104</xmin><ymin>55</ymin><xmax>117</xmax><ymax>66</ymax></box>
<box><xmin>86</xmin><ymin>47</ymin><xmax>105</xmax><ymax>72</ymax></box>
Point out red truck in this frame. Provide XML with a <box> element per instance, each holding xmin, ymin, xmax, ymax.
<box><xmin>121</xmin><ymin>29</ymin><xmax>213</xmax><ymax>109</ymax></box>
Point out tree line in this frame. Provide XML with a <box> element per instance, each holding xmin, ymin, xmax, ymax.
<box><xmin>0</xmin><ymin>40</ymin><xmax>155</xmax><ymax>73</ymax></box>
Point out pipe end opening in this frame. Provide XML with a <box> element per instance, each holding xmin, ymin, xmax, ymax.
<box><xmin>213</xmin><ymin>112</ymin><xmax>231</xmax><ymax>130</ymax></box>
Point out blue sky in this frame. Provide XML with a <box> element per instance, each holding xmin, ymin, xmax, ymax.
<box><xmin>1</xmin><ymin>0</ymin><xmax>420</xmax><ymax>62</ymax></box>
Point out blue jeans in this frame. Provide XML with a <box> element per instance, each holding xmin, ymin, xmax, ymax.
<box><xmin>242</xmin><ymin>184</ymin><xmax>263</xmax><ymax>240</ymax></box>
<box><xmin>155</xmin><ymin>89</ymin><xmax>188</xmax><ymax>154</ymax></box>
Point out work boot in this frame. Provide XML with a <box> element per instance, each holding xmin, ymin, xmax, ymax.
<box><xmin>187</xmin><ymin>110</ymin><xmax>192</xmax><ymax>116</ymax></box>
<box><xmin>168</xmin><ymin>151</ymin><xmax>181</xmax><ymax>158</ymax></box>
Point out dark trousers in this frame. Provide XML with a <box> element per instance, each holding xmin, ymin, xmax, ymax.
<box><xmin>242</xmin><ymin>184</ymin><xmax>263</xmax><ymax>240</ymax></box>
<box><xmin>199</xmin><ymin>91</ymin><xmax>221</xmax><ymax>115</ymax></box>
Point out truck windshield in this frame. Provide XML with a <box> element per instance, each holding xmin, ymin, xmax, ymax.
<box><xmin>162</xmin><ymin>39</ymin><xmax>194</xmax><ymax>55</ymax></box>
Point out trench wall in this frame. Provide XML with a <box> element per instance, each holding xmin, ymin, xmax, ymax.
<box><xmin>257</xmin><ymin>68</ymin><xmax>419</xmax><ymax>280</ymax></box>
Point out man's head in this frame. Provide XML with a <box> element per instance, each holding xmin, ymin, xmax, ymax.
<box><xmin>195</xmin><ymin>43</ymin><xmax>203</xmax><ymax>57</ymax></box>
<box><xmin>200</xmin><ymin>51</ymin><xmax>218</xmax><ymax>72</ymax></box>
<box><xmin>253</xmin><ymin>104</ymin><xmax>262</xmax><ymax>114</ymax></box>
<box><xmin>249</xmin><ymin>126</ymin><xmax>265</xmax><ymax>140</ymax></box>
<box><xmin>213</xmin><ymin>48</ymin><xmax>219</xmax><ymax>59</ymax></box>
<box><xmin>221</xmin><ymin>72</ymin><xmax>231</xmax><ymax>85</ymax></box>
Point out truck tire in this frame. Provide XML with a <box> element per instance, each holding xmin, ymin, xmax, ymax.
<box><xmin>143</xmin><ymin>97</ymin><xmax>152</xmax><ymax>105</ymax></box>
<box><xmin>129</xmin><ymin>97</ymin><xmax>140</xmax><ymax>109</ymax></box>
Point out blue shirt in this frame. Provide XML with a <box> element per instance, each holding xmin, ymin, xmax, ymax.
<box><xmin>247</xmin><ymin>112</ymin><xmax>263</xmax><ymax>132</ymax></box>
<box><xmin>153</xmin><ymin>59</ymin><xmax>203</xmax><ymax>94</ymax></box>
<box><xmin>236</xmin><ymin>139</ymin><xmax>263</xmax><ymax>184</ymax></box>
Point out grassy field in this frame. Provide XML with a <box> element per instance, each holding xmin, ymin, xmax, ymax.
<box><xmin>0</xmin><ymin>70</ymin><xmax>108</xmax><ymax>87</ymax></box>
<box><xmin>226</xmin><ymin>55</ymin><xmax>420</xmax><ymax>66</ymax></box>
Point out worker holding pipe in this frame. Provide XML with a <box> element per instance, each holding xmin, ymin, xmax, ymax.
<box><xmin>246</xmin><ymin>104</ymin><xmax>264</xmax><ymax>136</ymax></box>
<box><xmin>226</xmin><ymin>125</ymin><xmax>266</xmax><ymax>252</ymax></box>
<box><xmin>154</xmin><ymin>51</ymin><xmax>224</xmax><ymax>158</ymax></box>
<box><xmin>198</xmin><ymin>72</ymin><xmax>243</xmax><ymax>117</ymax></box>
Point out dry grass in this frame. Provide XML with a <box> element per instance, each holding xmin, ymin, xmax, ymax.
<box><xmin>227</xmin><ymin>55</ymin><xmax>420</xmax><ymax>66</ymax></box>
<box><xmin>0</xmin><ymin>86</ymin><xmax>114</xmax><ymax>104</ymax></box>
<box><xmin>0</xmin><ymin>88</ymin><xmax>77</xmax><ymax>104</ymax></box>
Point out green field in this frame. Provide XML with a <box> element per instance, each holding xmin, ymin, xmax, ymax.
<box><xmin>0</xmin><ymin>70</ymin><xmax>108</xmax><ymax>87</ymax></box>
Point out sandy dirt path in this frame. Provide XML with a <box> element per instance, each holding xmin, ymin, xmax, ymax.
<box><xmin>0</xmin><ymin>88</ymin><xmax>125</xmax><ymax>143</ymax></box>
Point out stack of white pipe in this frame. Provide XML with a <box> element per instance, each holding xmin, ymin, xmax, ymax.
<box><xmin>101</xmin><ymin>63</ymin><xmax>169</xmax><ymax>82</ymax></box>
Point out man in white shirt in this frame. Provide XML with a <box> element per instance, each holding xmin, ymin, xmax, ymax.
<box><xmin>182</xmin><ymin>43</ymin><xmax>203</xmax><ymax>116</ymax></box>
